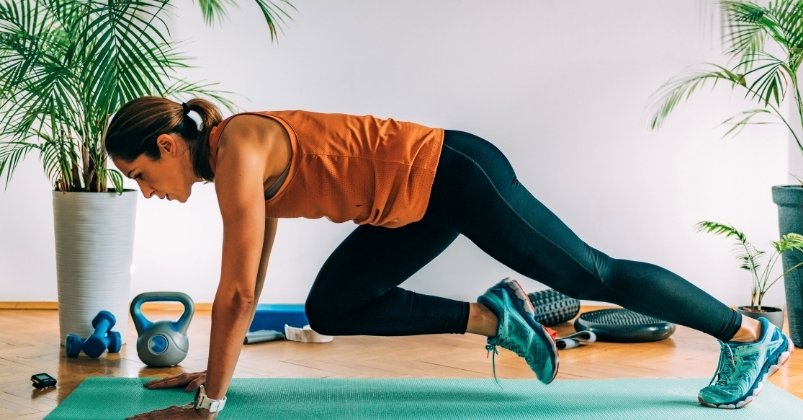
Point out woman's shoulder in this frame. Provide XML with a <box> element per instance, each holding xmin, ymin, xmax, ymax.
<box><xmin>218</xmin><ymin>112</ymin><xmax>284</xmax><ymax>141</ymax></box>
<box><xmin>216</xmin><ymin>112</ymin><xmax>289</xmax><ymax>165</ymax></box>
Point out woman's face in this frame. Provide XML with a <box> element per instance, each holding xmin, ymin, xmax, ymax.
<box><xmin>112</xmin><ymin>133</ymin><xmax>199</xmax><ymax>203</ymax></box>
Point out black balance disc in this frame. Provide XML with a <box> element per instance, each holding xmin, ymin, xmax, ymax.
<box><xmin>573</xmin><ymin>308</ymin><xmax>676</xmax><ymax>342</ymax></box>
<box><xmin>528</xmin><ymin>289</ymin><xmax>581</xmax><ymax>327</ymax></box>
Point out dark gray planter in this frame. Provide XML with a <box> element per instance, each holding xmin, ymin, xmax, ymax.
<box><xmin>772</xmin><ymin>185</ymin><xmax>803</xmax><ymax>348</ymax></box>
<box><xmin>735</xmin><ymin>306</ymin><xmax>784</xmax><ymax>331</ymax></box>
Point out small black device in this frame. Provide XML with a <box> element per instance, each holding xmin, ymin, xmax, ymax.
<box><xmin>31</xmin><ymin>373</ymin><xmax>57</xmax><ymax>389</ymax></box>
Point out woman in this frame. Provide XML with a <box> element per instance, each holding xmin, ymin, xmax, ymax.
<box><xmin>105</xmin><ymin>96</ymin><xmax>792</xmax><ymax>419</ymax></box>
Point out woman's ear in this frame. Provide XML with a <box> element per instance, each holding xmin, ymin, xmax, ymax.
<box><xmin>156</xmin><ymin>133</ymin><xmax>177</xmax><ymax>154</ymax></box>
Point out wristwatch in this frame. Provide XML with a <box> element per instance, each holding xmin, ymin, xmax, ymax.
<box><xmin>194</xmin><ymin>385</ymin><xmax>227</xmax><ymax>413</ymax></box>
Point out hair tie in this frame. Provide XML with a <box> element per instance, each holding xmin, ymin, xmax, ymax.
<box><xmin>181</xmin><ymin>102</ymin><xmax>190</xmax><ymax>116</ymax></box>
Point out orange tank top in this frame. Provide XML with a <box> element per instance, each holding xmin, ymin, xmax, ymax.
<box><xmin>208</xmin><ymin>110</ymin><xmax>444</xmax><ymax>228</ymax></box>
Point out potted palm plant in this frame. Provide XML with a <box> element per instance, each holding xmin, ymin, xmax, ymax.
<box><xmin>697</xmin><ymin>221</ymin><xmax>803</xmax><ymax>329</ymax></box>
<box><xmin>0</xmin><ymin>0</ymin><xmax>292</xmax><ymax>345</ymax></box>
<box><xmin>650</xmin><ymin>0</ymin><xmax>803</xmax><ymax>347</ymax></box>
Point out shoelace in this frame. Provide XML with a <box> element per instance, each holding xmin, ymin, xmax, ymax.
<box><xmin>485</xmin><ymin>343</ymin><xmax>501</xmax><ymax>386</ymax></box>
<box><xmin>486</xmin><ymin>336</ymin><xmax>534</xmax><ymax>387</ymax></box>
<box><xmin>708</xmin><ymin>341</ymin><xmax>737</xmax><ymax>387</ymax></box>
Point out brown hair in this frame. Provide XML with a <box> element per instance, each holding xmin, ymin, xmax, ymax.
<box><xmin>103</xmin><ymin>96</ymin><xmax>223</xmax><ymax>181</ymax></box>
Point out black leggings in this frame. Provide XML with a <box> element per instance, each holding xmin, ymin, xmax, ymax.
<box><xmin>305</xmin><ymin>130</ymin><xmax>742</xmax><ymax>341</ymax></box>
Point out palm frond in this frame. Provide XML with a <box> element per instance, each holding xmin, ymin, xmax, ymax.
<box><xmin>163</xmin><ymin>79</ymin><xmax>241</xmax><ymax>114</ymax></box>
<box><xmin>768</xmin><ymin>0</ymin><xmax>803</xmax><ymax>73</ymax></box>
<box><xmin>253</xmin><ymin>0</ymin><xmax>296</xmax><ymax>42</ymax></box>
<box><xmin>196</xmin><ymin>0</ymin><xmax>235</xmax><ymax>25</ymax></box>
<box><xmin>649</xmin><ymin>64</ymin><xmax>745</xmax><ymax>130</ymax></box>
<box><xmin>697</xmin><ymin>220</ymin><xmax>747</xmax><ymax>242</ymax></box>
<box><xmin>38</xmin><ymin>128</ymin><xmax>84</xmax><ymax>191</ymax></box>
<box><xmin>0</xmin><ymin>140</ymin><xmax>39</xmax><ymax>189</ymax></box>
<box><xmin>721</xmin><ymin>0</ymin><xmax>772</xmax><ymax>67</ymax></box>
<box><xmin>742</xmin><ymin>52</ymin><xmax>789</xmax><ymax>106</ymax></box>
<box><xmin>105</xmin><ymin>167</ymin><xmax>124</xmax><ymax>193</ymax></box>
<box><xmin>720</xmin><ymin>108</ymin><xmax>775</xmax><ymax>137</ymax></box>
<box><xmin>738</xmin><ymin>243</ymin><xmax>764</xmax><ymax>274</ymax></box>
<box><xmin>775</xmin><ymin>232</ymin><xmax>803</xmax><ymax>253</ymax></box>
<box><xmin>78</xmin><ymin>1</ymin><xmax>175</xmax><ymax>119</ymax></box>
<box><xmin>194</xmin><ymin>0</ymin><xmax>294</xmax><ymax>41</ymax></box>
<box><xmin>697</xmin><ymin>220</ymin><xmax>763</xmax><ymax>276</ymax></box>
<box><xmin>0</xmin><ymin>1</ymin><xmax>51</xmax><ymax>94</ymax></box>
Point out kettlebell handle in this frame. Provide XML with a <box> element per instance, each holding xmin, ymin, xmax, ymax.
<box><xmin>130</xmin><ymin>291</ymin><xmax>195</xmax><ymax>335</ymax></box>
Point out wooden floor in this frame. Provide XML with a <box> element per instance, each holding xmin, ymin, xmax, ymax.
<box><xmin>0</xmin><ymin>306</ymin><xmax>801</xmax><ymax>419</ymax></box>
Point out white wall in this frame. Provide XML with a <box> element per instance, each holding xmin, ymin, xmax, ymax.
<box><xmin>0</xmin><ymin>1</ymin><xmax>793</xmax><ymax>310</ymax></box>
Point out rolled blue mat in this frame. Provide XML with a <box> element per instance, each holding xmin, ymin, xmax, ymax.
<box><xmin>249</xmin><ymin>304</ymin><xmax>308</xmax><ymax>332</ymax></box>
<box><xmin>243</xmin><ymin>329</ymin><xmax>284</xmax><ymax>344</ymax></box>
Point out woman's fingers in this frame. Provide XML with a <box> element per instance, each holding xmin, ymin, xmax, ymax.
<box><xmin>144</xmin><ymin>372</ymin><xmax>204</xmax><ymax>389</ymax></box>
<box><xmin>144</xmin><ymin>376</ymin><xmax>182</xmax><ymax>389</ymax></box>
<box><xmin>184</xmin><ymin>374</ymin><xmax>206</xmax><ymax>392</ymax></box>
<box><xmin>125</xmin><ymin>404</ymin><xmax>196</xmax><ymax>419</ymax></box>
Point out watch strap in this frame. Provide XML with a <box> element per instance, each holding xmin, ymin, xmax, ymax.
<box><xmin>194</xmin><ymin>385</ymin><xmax>227</xmax><ymax>413</ymax></box>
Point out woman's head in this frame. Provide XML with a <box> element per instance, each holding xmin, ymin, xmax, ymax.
<box><xmin>104</xmin><ymin>96</ymin><xmax>222</xmax><ymax>202</ymax></box>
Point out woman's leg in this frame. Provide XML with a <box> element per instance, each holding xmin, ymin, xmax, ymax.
<box><xmin>424</xmin><ymin>130</ymin><xmax>743</xmax><ymax>342</ymax></box>
<box><xmin>305</xmin><ymin>221</ymin><xmax>470</xmax><ymax>336</ymax></box>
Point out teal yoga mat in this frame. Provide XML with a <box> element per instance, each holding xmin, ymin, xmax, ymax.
<box><xmin>47</xmin><ymin>377</ymin><xmax>802</xmax><ymax>419</ymax></box>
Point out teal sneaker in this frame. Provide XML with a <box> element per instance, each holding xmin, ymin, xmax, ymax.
<box><xmin>477</xmin><ymin>277</ymin><xmax>558</xmax><ymax>384</ymax></box>
<box><xmin>698</xmin><ymin>317</ymin><xmax>793</xmax><ymax>409</ymax></box>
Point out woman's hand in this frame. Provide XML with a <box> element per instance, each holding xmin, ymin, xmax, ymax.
<box><xmin>128</xmin><ymin>373</ymin><xmax>212</xmax><ymax>419</ymax></box>
<box><xmin>125</xmin><ymin>403</ymin><xmax>214</xmax><ymax>419</ymax></box>
<box><xmin>144</xmin><ymin>371</ymin><xmax>207</xmax><ymax>392</ymax></box>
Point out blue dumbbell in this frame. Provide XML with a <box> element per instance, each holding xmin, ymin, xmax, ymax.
<box><xmin>65</xmin><ymin>332</ymin><xmax>122</xmax><ymax>358</ymax></box>
<box><xmin>65</xmin><ymin>334</ymin><xmax>83</xmax><ymax>357</ymax></box>
<box><xmin>65</xmin><ymin>311</ymin><xmax>122</xmax><ymax>358</ymax></box>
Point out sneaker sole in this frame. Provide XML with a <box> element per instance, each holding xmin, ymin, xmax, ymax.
<box><xmin>500</xmin><ymin>278</ymin><xmax>559</xmax><ymax>384</ymax></box>
<box><xmin>698</xmin><ymin>334</ymin><xmax>794</xmax><ymax>409</ymax></box>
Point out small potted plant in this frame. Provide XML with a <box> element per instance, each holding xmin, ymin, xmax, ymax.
<box><xmin>697</xmin><ymin>220</ymin><xmax>803</xmax><ymax>328</ymax></box>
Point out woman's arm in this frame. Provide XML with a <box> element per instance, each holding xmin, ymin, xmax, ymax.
<box><xmin>204</xmin><ymin>128</ymin><xmax>271</xmax><ymax>402</ymax></box>
<box><xmin>248</xmin><ymin>217</ymin><xmax>278</xmax><ymax>326</ymax></box>
<box><xmin>147</xmin><ymin>219</ymin><xmax>278</xmax><ymax>398</ymax></box>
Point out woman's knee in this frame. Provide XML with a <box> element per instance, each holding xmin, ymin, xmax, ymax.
<box><xmin>304</xmin><ymin>293</ymin><xmax>346</xmax><ymax>335</ymax></box>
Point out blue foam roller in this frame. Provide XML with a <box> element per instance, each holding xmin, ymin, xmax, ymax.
<box><xmin>244</xmin><ymin>330</ymin><xmax>285</xmax><ymax>344</ymax></box>
<box><xmin>249</xmin><ymin>304</ymin><xmax>308</xmax><ymax>333</ymax></box>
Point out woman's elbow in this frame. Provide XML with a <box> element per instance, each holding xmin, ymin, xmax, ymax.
<box><xmin>215</xmin><ymin>289</ymin><xmax>255</xmax><ymax>311</ymax></box>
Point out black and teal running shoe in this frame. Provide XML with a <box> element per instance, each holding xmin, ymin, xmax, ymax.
<box><xmin>478</xmin><ymin>277</ymin><xmax>559</xmax><ymax>384</ymax></box>
<box><xmin>698</xmin><ymin>317</ymin><xmax>793</xmax><ymax>409</ymax></box>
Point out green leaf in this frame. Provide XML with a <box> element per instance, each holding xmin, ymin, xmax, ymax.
<box><xmin>696</xmin><ymin>220</ymin><xmax>747</xmax><ymax>242</ymax></box>
<box><xmin>767</xmin><ymin>0</ymin><xmax>803</xmax><ymax>73</ymax></box>
<box><xmin>253</xmin><ymin>0</ymin><xmax>296</xmax><ymax>42</ymax></box>
<box><xmin>775</xmin><ymin>232</ymin><xmax>803</xmax><ymax>253</ymax></box>
<box><xmin>720</xmin><ymin>108</ymin><xmax>775</xmax><ymax>138</ymax></box>
<box><xmin>649</xmin><ymin>64</ymin><xmax>745</xmax><ymax>130</ymax></box>
<box><xmin>106</xmin><ymin>167</ymin><xmax>124</xmax><ymax>193</ymax></box>
<box><xmin>696</xmin><ymin>220</ymin><xmax>763</xmax><ymax>276</ymax></box>
<box><xmin>741</xmin><ymin>53</ymin><xmax>789</xmax><ymax>106</ymax></box>
<box><xmin>0</xmin><ymin>140</ymin><xmax>39</xmax><ymax>189</ymax></box>
<box><xmin>196</xmin><ymin>0</ymin><xmax>235</xmax><ymax>25</ymax></box>
<box><xmin>721</xmin><ymin>1</ymin><xmax>773</xmax><ymax>68</ymax></box>
<box><xmin>163</xmin><ymin>79</ymin><xmax>241</xmax><ymax>114</ymax></box>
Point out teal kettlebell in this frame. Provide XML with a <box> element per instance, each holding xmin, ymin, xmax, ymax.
<box><xmin>130</xmin><ymin>291</ymin><xmax>195</xmax><ymax>367</ymax></box>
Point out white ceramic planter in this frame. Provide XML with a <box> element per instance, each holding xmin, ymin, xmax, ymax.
<box><xmin>53</xmin><ymin>190</ymin><xmax>137</xmax><ymax>346</ymax></box>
